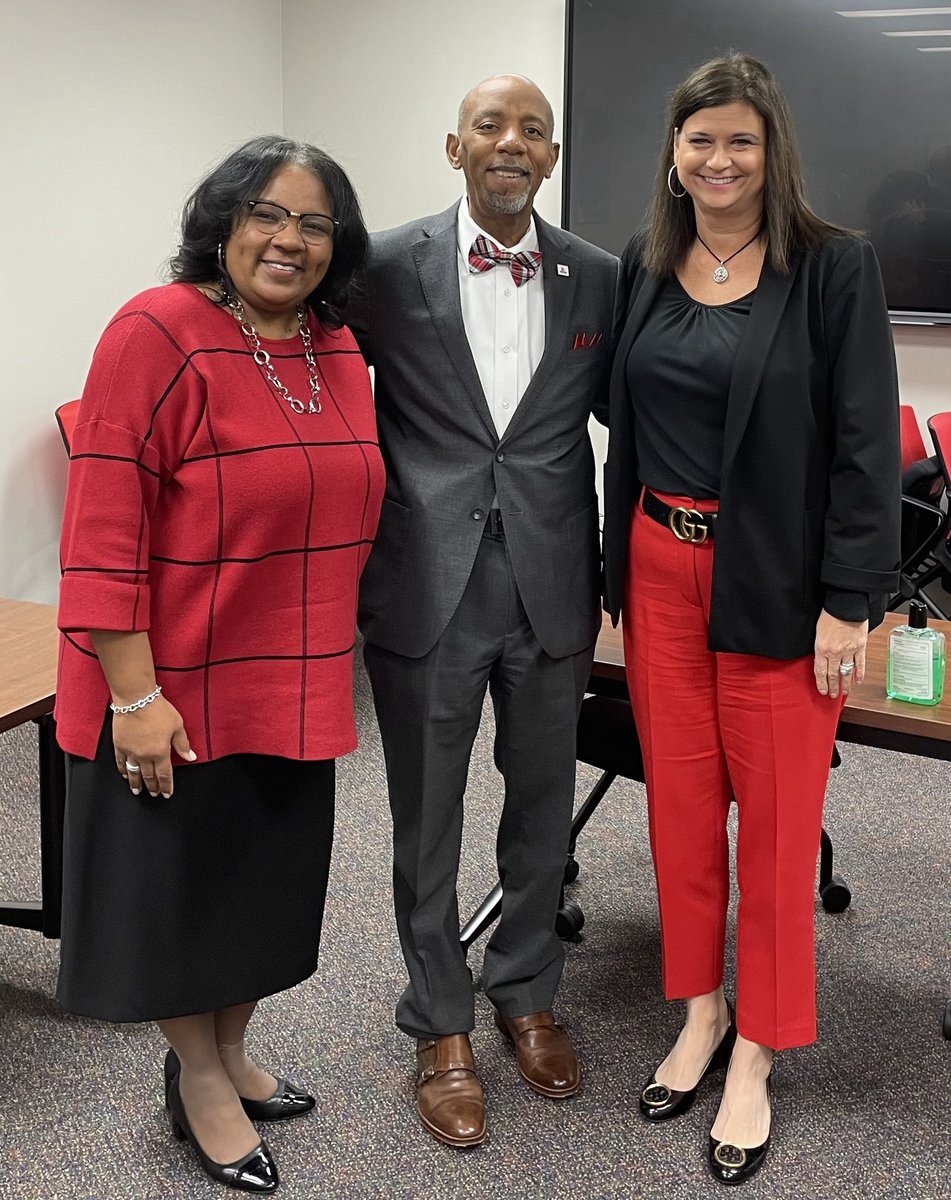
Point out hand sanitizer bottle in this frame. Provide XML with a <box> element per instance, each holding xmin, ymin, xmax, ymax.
<box><xmin>886</xmin><ymin>600</ymin><xmax>946</xmax><ymax>706</ymax></box>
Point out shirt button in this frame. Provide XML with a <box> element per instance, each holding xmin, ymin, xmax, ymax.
<box><xmin>471</xmin><ymin>509</ymin><xmax>485</xmax><ymax>521</ymax></box>
<box><xmin>502</xmin><ymin>345</ymin><xmax>512</xmax><ymax>354</ymax></box>
<box><xmin>496</xmin><ymin>451</ymin><xmax>505</xmax><ymax>462</ymax></box>
<box><xmin>504</xmin><ymin>288</ymin><xmax>512</xmax><ymax>297</ymax></box>
<box><xmin>502</xmin><ymin>402</ymin><xmax>511</xmax><ymax>410</ymax></box>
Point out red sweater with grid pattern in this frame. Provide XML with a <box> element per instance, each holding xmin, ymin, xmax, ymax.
<box><xmin>56</xmin><ymin>283</ymin><xmax>384</xmax><ymax>762</ymax></box>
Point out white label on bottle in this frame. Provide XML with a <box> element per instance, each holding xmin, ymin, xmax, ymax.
<box><xmin>890</xmin><ymin>637</ymin><xmax>934</xmax><ymax>701</ymax></box>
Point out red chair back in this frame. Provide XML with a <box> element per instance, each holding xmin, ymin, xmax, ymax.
<box><xmin>929</xmin><ymin>412</ymin><xmax>951</xmax><ymax>490</ymax></box>
<box><xmin>928</xmin><ymin>413</ymin><xmax>951</xmax><ymax>556</ymax></box>
<box><xmin>55</xmin><ymin>399</ymin><xmax>81</xmax><ymax>454</ymax></box>
<box><xmin>900</xmin><ymin>405</ymin><xmax>928</xmax><ymax>471</ymax></box>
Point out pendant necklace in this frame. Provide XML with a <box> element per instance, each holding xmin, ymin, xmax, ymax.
<box><xmin>696</xmin><ymin>231</ymin><xmax>761</xmax><ymax>284</ymax></box>
<box><xmin>226</xmin><ymin>294</ymin><xmax>322</xmax><ymax>414</ymax></box>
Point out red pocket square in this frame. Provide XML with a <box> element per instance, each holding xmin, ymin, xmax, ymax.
<box><xmin>572</xmin><ymin>331</ymin><xmax>604</xmax><ymax>350</ymax></box>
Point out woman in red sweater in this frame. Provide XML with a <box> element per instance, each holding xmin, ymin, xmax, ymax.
<box><xmin>56</xmin><ymin>136</ymin><xmax>384</xmax><ymax>1194</ymax></box>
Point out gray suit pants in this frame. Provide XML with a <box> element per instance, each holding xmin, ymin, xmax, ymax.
<box><xmin>364</xmin><ymin>528</ymin><xmax>594</xmax><ymax>1040</ymax></box>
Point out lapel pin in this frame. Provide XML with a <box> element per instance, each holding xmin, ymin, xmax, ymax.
<box><xmin>557</xmin><ymin>264</ymin><xmax>570</xmax><ymax>276</ymax></box>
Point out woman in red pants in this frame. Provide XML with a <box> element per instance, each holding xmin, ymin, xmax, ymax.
<box><xmin>601</xmin><ymin>54</ymin><xmax>901</xmax><ymax>1183</ymax></box>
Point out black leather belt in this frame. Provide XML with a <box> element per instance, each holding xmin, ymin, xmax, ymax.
<box><xmin>643</xmin><ymin>490</ymin><xmax>717</xmax><ymax>543</ymax></box>
<box><xmin>486</xmin><ymin>509</ymin><xmax>504</xmax><ymax>536</ymax></box>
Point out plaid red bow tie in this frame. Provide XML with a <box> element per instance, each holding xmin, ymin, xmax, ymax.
<box><xmin>468</xmin><ymin>236</ymin><xmax>542</xmax><ymax>287</ymax></box>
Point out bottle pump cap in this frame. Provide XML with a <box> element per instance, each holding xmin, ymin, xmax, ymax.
<box><xmin>909</xmin><ymin>600</ymin><xmax>928</xmax><ymax>629</ymax></box>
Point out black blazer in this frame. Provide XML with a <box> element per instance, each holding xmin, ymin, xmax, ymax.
<box><xmin>602</xmin><ymin>234</ymin><xmax>902</xmax><ymax>659</ymax></box>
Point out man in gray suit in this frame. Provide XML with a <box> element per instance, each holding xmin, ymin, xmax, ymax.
<box><xmin>350</xmin><ymin>74</ymin><xmax>620</xmax><ymax>1148</ymax></box>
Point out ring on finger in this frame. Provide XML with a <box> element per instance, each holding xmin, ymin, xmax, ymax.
<box><xmin>838</xmin><ymin>662</ymin><xmax>855</xmax><ymax>676</ymax></box>
<box><xmin>125</xmin><ymin>762</ymin><xmax>142</xmax><ymax>773</ymax></box>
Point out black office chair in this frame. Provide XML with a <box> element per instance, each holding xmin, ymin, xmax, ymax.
<box><xmin>887</xmin><ymin>404</ymin><xmax>949</xmax><ymax>618</ymax></box>
<box><xmin>888</xmin><ymin>492</ymin><xmax>951</xmax><ymax>620</ymax></box>
<box><xmin>458</xmin><ymin>700</ymin><xmax>619</xmax><ymax>945</ymax></box>
<box><xmin>460</xmin><ymin>694</ymin><xmax>638</xmax><ymax>949</ymax></box>
<box><xmin>459</xmin><ymin>692</ymin><xmax>850</xmax><ymax>951</ymax></box>
<box><xmin>927</xmin><ymin>412</ymin><xmax>951</xmax><ymax>562</ymax></box>
<box><xmin>565</xmin><ymin>694</ymin><xmax>849</xmax><ymax>922</ymax></box>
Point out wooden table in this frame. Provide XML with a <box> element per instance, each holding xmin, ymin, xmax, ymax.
<box><xmin>591</xmin><ymin>611</ymin><xmax>951</xmax><ymax>761</ymax></box>
<box><xmin>0</xmin><ymin>596</ymin><xmax>64</xmax><ymax>937</ymax></box>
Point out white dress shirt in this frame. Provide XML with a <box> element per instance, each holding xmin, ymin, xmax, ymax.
<box><xmin>456</xmin><ymin>201</ymin><xmax>546</xmax><ymax>438</ymax></box>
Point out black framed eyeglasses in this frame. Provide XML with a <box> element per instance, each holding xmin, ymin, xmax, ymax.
<box><xmin>245</xmin><ymin>200</ymin><xmax>339</xmax><ymax>244</ymax></box>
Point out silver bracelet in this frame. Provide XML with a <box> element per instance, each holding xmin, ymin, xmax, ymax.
<box><xmin>110</xmin><ymin>685</ymin><xmax>163</xmax><ymax>715</ymax></box>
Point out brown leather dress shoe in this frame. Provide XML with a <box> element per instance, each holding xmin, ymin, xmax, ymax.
<box><xmin>415</xmin><ymin>1033</ymin><xmax>487</xmax><ymax>1148</ymax></box>
<box><xmin>493</xmin><ymin>1009</ymin><xmax>581</xmax><ymax>1098</ymax></box>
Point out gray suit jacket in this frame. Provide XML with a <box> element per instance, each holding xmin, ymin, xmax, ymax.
<box><xmin>348</xmin><ymin>201</ymin><xmax>622</xmax><ymax>660</ymax></box>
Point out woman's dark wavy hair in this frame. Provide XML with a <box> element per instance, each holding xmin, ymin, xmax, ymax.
<box><xmin>168</xmin><ymin>135</ymin><xmax>368</xmax><ymax>328</ymax></box>
<box><xmin>644</xmin><ymin>53</ymin><xmax>850</xmax><ymax>277</ymax></box>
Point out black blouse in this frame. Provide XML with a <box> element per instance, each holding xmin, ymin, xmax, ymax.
<box><xmin>625</xmin><ymin>274</ymin><xmax>753</xmax><ymax>499</ymax></box>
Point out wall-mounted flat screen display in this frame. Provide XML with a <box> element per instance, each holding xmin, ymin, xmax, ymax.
<box><xmin>564</xmin><ymin>0</ymin><xmax>951</xmax><ymax>323</ymax></box>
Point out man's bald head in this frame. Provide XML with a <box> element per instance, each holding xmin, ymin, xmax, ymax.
<box><xmin>457</xmin><ymin>74</ymin><xmax>555</xmax><ymax>138</ymax></box>
<box><xmin>446</xmin><ymin>74</ymin><xmax>560</xmax><ymax>244</ymax></box>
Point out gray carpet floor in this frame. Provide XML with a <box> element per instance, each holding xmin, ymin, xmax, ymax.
<box><xmin>1</xmin><ymin>655</ymin><xmax>949</xmax><ymax>1200</ymax></box>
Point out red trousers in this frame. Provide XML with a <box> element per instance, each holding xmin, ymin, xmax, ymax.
<box><xmin>622</xmin><ymin>493</ymin><xmax>844</xmax><ymax>1050</ymax></box>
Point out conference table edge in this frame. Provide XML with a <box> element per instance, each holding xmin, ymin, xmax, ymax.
<box><xmin>590</xmin><ymin>617</ymin><xmax>951</xmax><ymax>760</ymax></box>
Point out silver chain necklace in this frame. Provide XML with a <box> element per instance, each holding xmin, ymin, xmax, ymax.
<box><xmin>226</xmin><ymin>295</ymin><xmax>322</xmax><ymax>414</ymax></box>
<box><xmin>696</xmin><ymin>231</ymin><xmax>761</xmax><ymax>284</ymax></box>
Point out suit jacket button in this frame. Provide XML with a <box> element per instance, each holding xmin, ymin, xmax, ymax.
<box><xmin>496</xmin><ymin>451</ymin><xmax>505</xmax><ymax>462</ymax></box>
<box><xmin>471</xmin><ymin>509</ymin><xmax>485</xmax><ymax>520</ymax></box>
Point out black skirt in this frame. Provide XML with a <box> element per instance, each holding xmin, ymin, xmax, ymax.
<box><xmin>57</xmin><ymin>718</ymin><xmax>335</xmax><ymax>1023</ymax></box>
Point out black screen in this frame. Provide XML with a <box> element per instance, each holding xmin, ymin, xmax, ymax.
<box><xmin>564</xmin><ymin>0</ymin><xmax>951</xmax><ymax>322</ymax></box>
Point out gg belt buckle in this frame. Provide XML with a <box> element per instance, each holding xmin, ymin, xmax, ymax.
<box><xmin>668</xmin><ymin>506</ymin><xmax>708</xmax><ymax>544</ymax></box>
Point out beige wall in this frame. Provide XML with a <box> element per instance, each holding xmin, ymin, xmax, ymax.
<box><xmin>281</xmin><ymin>0</ymin><xmax>567</xmax><ymax>233</ymax></box>
<box><xmin>0</xmin><ymin>0</ymin><xmax>283</xmax><ymax>603</ymax></box>
<box><xmin>3</xmin><ymin>0</ymin><xmax>948</xmax><ymax>602</ymax></box>
<box><xmin>892</xmin><ymin>326</ymin><xmax>951</xmax><ymax>431</ymax></box>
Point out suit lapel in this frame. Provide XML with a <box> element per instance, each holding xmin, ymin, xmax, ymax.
<box><xmin>720</xmin><ymin>256</ymin><xmax>800</xmax><ymax>476</ymax></box>
<box><xmin>413</xmin><ymin>205</ymin><xmax>497</xmax><ymax>439</ymax></box>
<box><xmin>498</xmin><ymin>215</ymin><xmax>577</xmax><ymax>441</ymax></box>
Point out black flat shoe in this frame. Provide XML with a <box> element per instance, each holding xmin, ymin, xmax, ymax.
<box><xmin>240</xmin><ymin>1078</ymin><xmax>315</xmax><ymax>1122</ymax></box>
<box><xmin>164</xmin><ymin>1047</ymin><xmax>315</xmax><ymax>1121</ymax></box>
<box><xmin>639</xmin><ymin>1012</ymin><xmax>736</xmax><ymax>1121</ymax></box>
<box><xmin>708</xmin><ymin>1134</ymin><xmax>770</xmax><ymax>1186</ymax></box>
<box><xmin>708</xmin><ymin>1074</ymin><xmax>772</xmax><ymax>1185</ymax></box>
<box><xmin>166</xmin><ymin>1073</ymin><xmax>279</xmax><ymax>1194</ymax></box>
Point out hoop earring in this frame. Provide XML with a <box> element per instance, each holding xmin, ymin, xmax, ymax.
<box><xmin>667</xmin><ymin>165</ymin><xmax>687</xmax><ymax>198</ymax></box>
